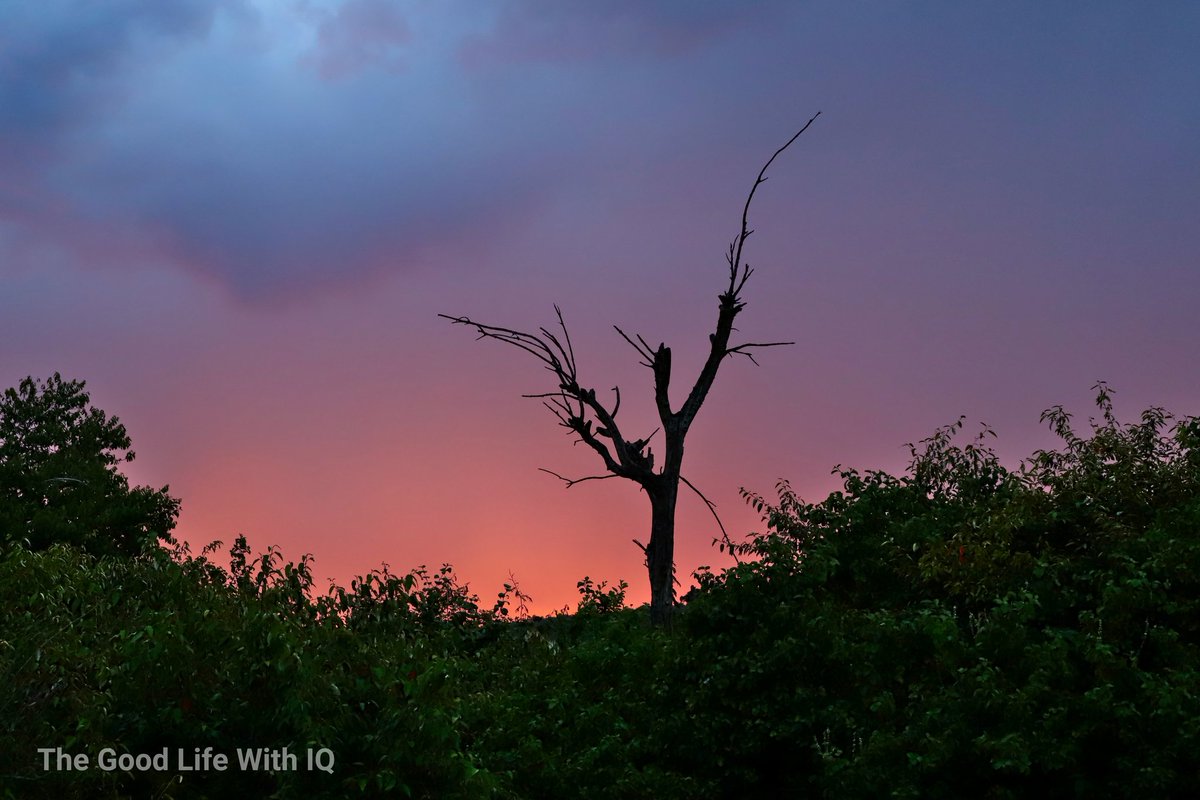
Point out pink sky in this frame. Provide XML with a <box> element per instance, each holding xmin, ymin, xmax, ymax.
<box><xmin>3</xmin><ymin>1</ymin><xmax>1198</xmax><ymax>612</ymax></box>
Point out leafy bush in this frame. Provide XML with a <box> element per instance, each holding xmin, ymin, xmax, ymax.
<box><xmin>4</xmin><ymin>380</ymin><xmax>1199</xmax><ymax>797</ymax></box>
<box><xmin>0</xmin><ymin>543</ymin><xmax>500</xmax><ymax>799</ymax></box>
<box><xmin>574</xmin><ymin>576</ymin><xmax>629</xmax><ymax>615</ymax></box>
<box><xmin>673</xmin><ymin>384</ymin><xmax>1200</xmax><ymax>797</ymax></box>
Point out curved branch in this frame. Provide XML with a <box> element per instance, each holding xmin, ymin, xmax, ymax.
<box><xmin>726</xmin><ymin>110</ymin><xmax>821</xmax><ymax>300</ymax></box>
<box><xmin>554</xmin><ymin>305</ymin><xmax>576</xmax><ymax>372</ymax></box>
<box><xmin>442</xmin><ymin>308</ymin><xmax>653</xmax><ymax>480</ymax></box>
<box><xmin>680</xmin><ymin>475</ymin><xmax>741</xmax><ymax>565</ymax></box>
<box><xmin>439</xmin><ymin>314</ymin><xmax>572</xmax><ymax>379</ymax></box>
<box><xmin>673</xmin><ymin>112</ymin><xmax>818</xmax><ymax>437</ymax></box>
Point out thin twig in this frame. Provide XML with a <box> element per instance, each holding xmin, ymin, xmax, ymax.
<box><xmin>680</xmin><ymin>475</ymin><xmax>741</xmax><ymax>565</ymax></box>
<box><xmin>613</xmin><ymin>325</ymin><xmax>655</xmax><ymax>367</ymax></box>
<box><xmin>725</xmin><ymin>340</ymin><xmax>796</xmax><ymax>365</ymax></box>
<box><xmin>539</xmin><ymin>468</ymin><xmax>621</xmax><ymax>488</ymax></box>
<box><xmin>727</xmin><ymin>110</ymin><xmax>821</xmax><ymax>298</ymax></box>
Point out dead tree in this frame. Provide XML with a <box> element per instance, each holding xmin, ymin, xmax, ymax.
<box><xmin>441</xmin><ymin>112</ymin><xmax>820</xmax><ymax>626</ymax></box>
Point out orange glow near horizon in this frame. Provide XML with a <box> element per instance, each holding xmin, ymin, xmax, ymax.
<box><xmin>3</xmin><ymin>3</ymin><xmax>1198</xmax><ymax>618</ymax></box>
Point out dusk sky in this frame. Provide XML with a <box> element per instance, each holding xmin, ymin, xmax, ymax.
<box><xmin>3</xmin><ymin>1</ymin><xmax>1197</xmax><ymax>612</ymax></box>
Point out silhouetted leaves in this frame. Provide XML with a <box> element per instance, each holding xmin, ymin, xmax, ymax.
<box><xmin>0</xmin><ymin>374</ymin><xmax>179</xmax><ymax>558</ymax></box>
<box><xmin>3</xmin><ymin>378</ymin><xmax>1199</xmax><ymax>797</ymax></box>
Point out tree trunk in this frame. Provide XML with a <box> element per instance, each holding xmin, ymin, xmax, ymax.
<box><xmin>646</xmin><ymin>479</ymin><xmax>679</xmax><ymax>627</ymax></box>
<box><xmin>442</xmin><ymin>117</ymin><xmax>818</xmax><ymax>630</ymax></box>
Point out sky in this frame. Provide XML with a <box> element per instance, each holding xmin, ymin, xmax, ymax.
<box><xmin>2</xmin><ymin>0</ymin><xmax>1197</xmax><ymax>613</ymax></box>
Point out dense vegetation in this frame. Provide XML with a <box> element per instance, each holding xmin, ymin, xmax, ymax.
<box><xmin>0</xmin><ymin>374</ymin><xmax>179</xmax><ymax>558</ymax></box>
<box><xmin>2</xmin><ymin>377</ymin><xmax>1198</xmax><ymax>798</ymax></box>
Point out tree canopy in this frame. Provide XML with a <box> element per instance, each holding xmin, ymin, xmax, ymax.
<box><xmin>0</xmin><ymin>373</ymin><xmax>179</xmax><ymax>558</ymax></box>
<box><xmin>3</xmin><ymin>377</ymin><xmax>1199</xmax><ymax>797</ymax></box>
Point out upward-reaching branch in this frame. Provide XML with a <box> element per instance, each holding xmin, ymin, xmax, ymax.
<box><xmin>726</xmin><ymin>110</ymin><xmax>822</xmax><ymax>301</ymax></box>
<box><xmin>675</xmin><ymin>113</ymin><xmax>819</xmax><ymax>435</ymax></box>
<box><xmin>441</xmin><ymin>114</ymin><xmax>819</xmax><ymax>626</ymax></box>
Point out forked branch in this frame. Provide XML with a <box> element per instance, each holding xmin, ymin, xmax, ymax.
<box><xmin>439</xmin><ymin>309</ymin><xmax>651</xmax><ymax>482</ymax></box>
<box><xmin>675</xmin><ymin>112</ymin><xmax>819</xmax><ymax>431</ymax></box>
<box><xmin>539</xmin><ymin>468</ymin><xmax>621</xmax><ymax>489</ymax></box>
<box><xmin>441</xmin><ymin>114</ymin><xmax>818</xmax><ymax>625</ymax></box>
<box><xmin>613</xmin><ymin>325</ymin><xmax>657</xmax><ymax>368</ymax></box>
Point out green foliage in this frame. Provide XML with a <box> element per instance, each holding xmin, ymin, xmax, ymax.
<box><xmin>0</xmin><ymin>542</ymin><xmax>501</xmax><ymax>799</ymax></box>
<box><xmin>575</xmin><ymin>576</ymin><xmax>628</xmax><ymax>615</ymax></box>
<box><xmin>0</xmin><ymin>374</ymin><xmax>179</xmax><ymax>557</ymax></box>
<box><xmin>451</xmin><ymin>609</ymin><xmax>701</xmax><ymax>799</ymax></box>
<box><xmin>3</xmin><ymin>378</ymin><xmax>1199</xmax><ymax>797</ymax></box>
<box><xmin>676</xmin><ymin>383</ymin><xmax>1200</xmax><ymax>797</ymax></box>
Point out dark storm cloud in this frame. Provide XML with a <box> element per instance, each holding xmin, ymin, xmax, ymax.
<box><xmin>69</xmin><ymin>115</ymin><xmax>548</xmax><ymax>301</ymax></box>
<box><xmin>0</xmin><ymin>0</ymin><xmax>254</xmax><ymax>283</ymax></box>
<box><xmin>459</xmin><ymin>0</ymin><xmax>779</xmax><ymax>66</ymax></box>
<box><xmin>0</xmin><ymin>0</ymin><xmax>770</xmax><ymax>303</ymax></box>
<box><xmin>0</xmin><ymin>0</ymin><xmax>232</xmax><ymax>165</ymax></box>
<box><xmin>4</xmin><ymin>1</ymin><xmax>1197</xmax><ymax>306</ymax></box>
<box><xmin>0</xmin><ymin>0</ymin><xmax>567</xmax><ymax>301</ymax></box>
<box><xmin>302</xmin><ymin>0</ymin><xmax>412</xmax><ymax>80</ymax></box>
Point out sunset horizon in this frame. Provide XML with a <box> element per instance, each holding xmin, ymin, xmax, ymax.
<box><xmin>4</xmin><ymin>0</ymin><xmax>1197</xmax><ymax>615</ymax></box>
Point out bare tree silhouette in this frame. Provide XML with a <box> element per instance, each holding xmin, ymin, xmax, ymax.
<box><xmin>441</xmin><ymin>112</ymin><xmax>820</xmax><ymax>626</ymax></box>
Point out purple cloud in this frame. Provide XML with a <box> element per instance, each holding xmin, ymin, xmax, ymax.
<box><xmin>459</xmin><ymin>0</ymin><xmax>773</xmax><ymax>67</ymax></box>
<box><xmin>0</xmin><ymin>0</ymin><xmax>232</xmax><ymax>169</ymax></box>
<box><xmin>302</xmin><ymin>0</ymin><xmax>412</xmax><ymax>80</ymax></box>
<box><xmin>2</xmin><ymin>0</ymin><xmax>1197</xmax><ymax>310</ymax></box>
<box><xmin>0</xmin><ymin>1</ymin><xmax>570</xmax><ymax>302</ymax></box>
